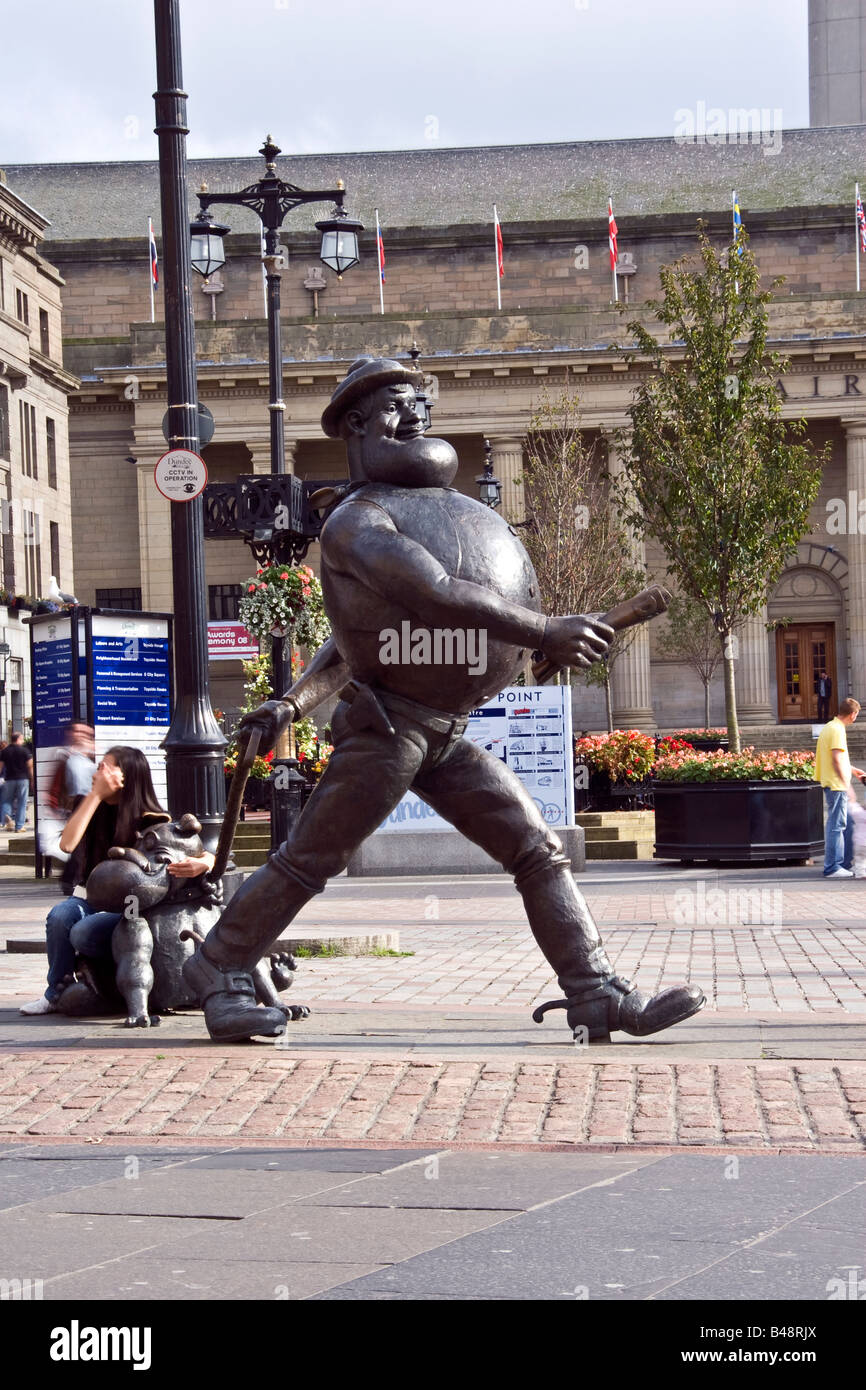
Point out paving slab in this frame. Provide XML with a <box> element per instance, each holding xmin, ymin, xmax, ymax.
<box><xmin>152</xmin><ymin>1203</ymin><xmax>512</xmax><ymax>1264</ymax></box>
<box><xmin>659</xmin><ymin>1218</ymin><xmax>866</xmax><ymax>1301</ymax></box>
<box><xmin>0</xmin><ymin>1210</ymin><xmax>235</xmax><ymax>1280</ymax></box>
<box><xmin>313</xmin><ymin>1153</ymin><xmax>866</xmax><ymax>1301</ymax></box>
<box><xmin>42</xmin><ymin>1258</ymin><xmax>388</xmax><ymax>1302</ymax></box>
<box><xmin>308</xmin><ymin>1152</ymin><xmax>655</xmax><ymax>1209</ymax></box>
<box><xmin>28</xmin><ymin>1167</ymin><xmax>380</xmax><ymax>1218</ymax></box>
<box><xmin>0</xmin><ymin>1153</ymin><xmax>194</xmax><ymax>1210</ymax></box>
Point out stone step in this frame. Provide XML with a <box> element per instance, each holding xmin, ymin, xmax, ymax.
<box><xmin>231</xmin><ymin>849</ymin><xmax>270</xmax><ymax>868</ymax></box>
<box><xmin>233</xmin><ymin>822</ymin><xmax>271</xmax><ymax>840</ymax></box>
<box><xmin>575</xmin><ymin>812</ymin><xmax>655</xmax><ymax>827</ymax></box>
<box><xmin>1</xmin><ymin>835</ymin><xmax>35</xmax><ymax>850</ymax></box>
<box><xmin>0</xmin><ymin>853</ymin><xmax>36</xmax><ymax>867</ymax></box>
<box><xmin>582</xmin><ymin>825</ymin><xmax>655</xmax><ymax>843</ymax></box>
<box><xmin>585</xmin><ymin>838</ymin><xmax>654</xmax><ymax>860</ymax></box>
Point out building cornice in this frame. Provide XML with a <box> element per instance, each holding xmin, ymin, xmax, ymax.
<box><xmin>0</xmin><ymin>186</ymin><xmax>49</xmax><ymax>251</ymax></box>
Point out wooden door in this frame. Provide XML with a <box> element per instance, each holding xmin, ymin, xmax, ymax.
<box><xmin>776</xmin><ymin>623</ymin><xmax>836</xmax><ymax>722</ymax></box>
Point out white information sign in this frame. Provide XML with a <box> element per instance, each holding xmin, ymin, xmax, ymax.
<box><xmin>154</xmin><ymin>448</ymin><xmax>208</xmax><ymax>501</ymax></box>
<box><xmin>378</xmin><ymin>685</ymin><xmax>574</xmax><ymax>833</ymax></box>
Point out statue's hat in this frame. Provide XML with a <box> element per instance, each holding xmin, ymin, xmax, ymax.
<box><xmin>321</xmin><ymin>356</ymin><xmax>422</xmax><ymax>438</ymax></box>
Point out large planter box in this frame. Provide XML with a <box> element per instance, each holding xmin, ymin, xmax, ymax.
<box><xmin>653</xmin><ymin>780</ymin><xmax>823</xmax><ymax>863</ymax></box>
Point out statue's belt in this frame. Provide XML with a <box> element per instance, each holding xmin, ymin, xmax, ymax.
<box><xmin>338</xmin><ymin>679</ymin><xmax>469</xmax><ymax>740</ymax></box>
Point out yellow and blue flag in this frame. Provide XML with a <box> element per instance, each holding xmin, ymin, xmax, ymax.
<box><xmin>732</xmin><ymin>191</ymin><xmax>744</xmax><ymax>255</ymax></box>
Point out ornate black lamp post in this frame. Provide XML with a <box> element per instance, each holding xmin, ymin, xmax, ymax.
<box><xmin>188</xmin><ymin>138</ymin><xmax>363</xmax><ymax>849</ymax></box>
<box><xmin>153</xmin><ymin>0</ymin><xmax>226</xmax><ymax>852</ymax></box>
<box><xmin>189</xmin><ymin>138</ymin><xmax>361</xmax><ymax>485</ymax></box>
<box><xmin>476</xmin><ymin>438</ymin><xmax>503</xmax><ymax>509</ymax></box>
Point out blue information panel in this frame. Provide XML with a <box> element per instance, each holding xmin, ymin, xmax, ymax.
<box><xmin>30</xmin><ymin>611</ymin><xmax>173</xmax><ymax>856</ymax></box>
<box><xmin>32</xmin><ymin>620</ymin><xmax>75</xmax><ymax>748</ymax></box>
<box><xmin>92</xmin><ymin>635</ymin><xmax>171</xmax><ymax>726</ymax></box>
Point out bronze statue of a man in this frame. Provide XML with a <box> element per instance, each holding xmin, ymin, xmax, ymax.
<box><xmin>184</xmin><ymin>357</ymin><xmax>704</xmax><ymax>1043</ymax></box>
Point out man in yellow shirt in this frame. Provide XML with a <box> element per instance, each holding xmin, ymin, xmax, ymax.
<box><xmin>815</xmin><ymin>697</ymin><xmax>865</xmax><ymax>877</ymax></box>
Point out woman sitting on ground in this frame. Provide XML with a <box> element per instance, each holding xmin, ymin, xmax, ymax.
<box><xmin>20</xmin><ymin>746</ymin><xmax>214</xmax><ymax>1015</ymax></box>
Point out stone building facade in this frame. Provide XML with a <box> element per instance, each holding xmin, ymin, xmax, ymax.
<box><xmin>0</xmin><ymin>173</ymin><xmax>77</xmax><ymax>734</ymax></box>
<box><xmin>5</xmin><ymin>125</ymin><xmax>866</xmax><ymax>732</ymax></box>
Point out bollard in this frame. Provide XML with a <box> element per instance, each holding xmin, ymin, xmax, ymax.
<box><xmin>269</xmin><ymin>757</ymin><xmax>307</xmax><ymax>854</ymax></box>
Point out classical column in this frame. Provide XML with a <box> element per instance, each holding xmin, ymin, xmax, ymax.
<box><xmin>735</xmin><ymin>608</ymin><xmax>773</xmax><ymax>725</ymax></box>
<box><xmin>605</xmin><ymin>431</ymin><xmax>655</xmax><ymax>731</ymax></box>
<box><xmin>246</xmin><ymin>437</ymin><xmax>296</xmax><ymax>474</ymax></box>
<box><xmin>134</xmin><ymin>452</ymin><xmax>173</xmax><ymax>612</ymax></box>
<box><xmin>488</xmin><ymin>435</ymin><xmax>526</xmax><ymax>523</ymax></box>
<box><xmin>845</xmin><ymin>420</ymin><xmax>866</xmax><ymax>700</ymax></box>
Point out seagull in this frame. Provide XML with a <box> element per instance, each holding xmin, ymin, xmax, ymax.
<box><xmin>47</xmin><ymin>576</ymin><xmax>79</xmax><ymax>605</ymax></box>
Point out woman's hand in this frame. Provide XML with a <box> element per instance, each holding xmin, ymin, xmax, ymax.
<box><xmin>166</xmin><ymin>852</ymin><xmax>216</xmax><ymax>879</ymax></box>
<box><xmin>92</xmin><ymin>762</ymin><xmax>124</xmax><ymax>801</ymax></box>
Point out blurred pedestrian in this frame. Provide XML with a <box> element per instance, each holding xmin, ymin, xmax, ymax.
<box><xmin>815</xmin><ymin>697</ymin><xmax>864</xmax><ymax>877</ymax></box>
<box><xmin>0</xmin><ymin>732</ymin><xmax>33</xmax><ymax>832</ymax></box>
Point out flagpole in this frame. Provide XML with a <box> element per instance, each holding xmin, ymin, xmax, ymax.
<box><xmin>857</xmin><ymin>184</ymin><xmax>862</xmax><ymax>293</ymax></box>
<box><xmin>494</xmin><ymin>204</ymin><xmax>502</xmax><ymax>311</ymax></box>
<box><xmin>148</xmin><ymin>218</ymin><xmax>155</xmax><ymax>323</ymax></box>
<box><xmin>375</xmin><ymin>208</ymin><xmax>385</xmax><ymax>315</ymax></box>
<box><xmin>608</xmin><ymin>197</ymin><xmax>618</xmax><ymax>303</ymax></box>
<box><xmin>732</xmin><ymin>189</ymin><xmax>739</xmax><ymax>296</ymax></box>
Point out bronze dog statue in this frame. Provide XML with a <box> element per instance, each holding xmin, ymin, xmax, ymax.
<box><xmin>54</xmin><ymin>814</ymin><xmax>302</xmax><ymax>1028</ymax></box>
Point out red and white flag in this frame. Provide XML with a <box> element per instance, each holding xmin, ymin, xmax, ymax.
<box><xmin>858</xmin><ymin>185</ymin><xmax>866</xmax><ymax>254</ymax></box>
<box><xmin>608</xmin><ymin>198</ymin><xmax>619</xmax><ymax>302</ymax></box>
<box><xmin>608</xmin><ymin>198</ymin><xmax>618</xmax><ymax>270</ymax></box>
<box><xmin>148</xmin><ymin>217</ymin><xmax>159</xmax><ymax>323</ymax></box>
<box><xmin>494</xmin><ymin>204</ymin><xmax>504</xmax><ymax>310</ymax></box>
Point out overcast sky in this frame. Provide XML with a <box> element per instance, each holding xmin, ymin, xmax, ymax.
<box><xmin>3</xmin><ymin>0</ymin><xmax>809</xmax><ymax>164</ymax></box>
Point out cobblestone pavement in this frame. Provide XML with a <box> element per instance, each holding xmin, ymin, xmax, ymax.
<box><xmin>2</xmin><ymin>864</ymin><xmax>865</xmax><ymax>1151</ymax></box>
<box><xmin>2</xmin><ymin>865</ymin><xmax>865</xmax><ymax>1014</ymax></box>
<box><xmin>0</xmin><ymin>1051</ymin><xmax>864</xmax><ymax>1151</ymax></box>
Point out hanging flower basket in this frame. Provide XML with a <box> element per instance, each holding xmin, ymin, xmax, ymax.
<box><xmin>238</xmin><ymin>564</ymin><xmax>329</xmax><ymax>650</ymax></box>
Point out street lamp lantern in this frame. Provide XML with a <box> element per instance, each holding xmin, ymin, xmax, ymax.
<box><xmin>315</xmin><ymin>206</ymin><xmax>363</xmax><ymax>278</ymax></box>
<box><xmin>189</xmin><ymin>210</ymin><xmax>230</xmax><ymax>279</ymax></box>
<box><xmin>408</xmin><ymin>343</ymin><xmax>432</xmax><ymax>432</ymax></box>
<box><xmin>476</xmin><ymin>438</ymin><xmax>502</xmax><ymax>509</ymax></box>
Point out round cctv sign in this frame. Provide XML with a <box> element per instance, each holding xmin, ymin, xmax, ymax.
<box><xmin>154</xmin><ymin>448</ymin><xmax>208</xmax><ymax>501</ymax></box>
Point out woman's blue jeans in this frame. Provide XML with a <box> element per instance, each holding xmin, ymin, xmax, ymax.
<box><xmin>45</xmin><ymin>898</ymin><xmax>122</xmax><ymax>1002</ymax></box>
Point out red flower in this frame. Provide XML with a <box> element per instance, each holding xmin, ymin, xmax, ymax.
<box><xmin>247</xmin><ymin>583</ymin><xmax>256</xmax><ymax>593</ymax></box>
<box><xmin>279</xmin><ymin>572</ymin><xmax>289</xmax><ymax>580</ymax></box>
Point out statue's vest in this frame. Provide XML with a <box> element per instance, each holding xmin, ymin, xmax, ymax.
<box><xmin>320</xmin><ymin>484</ymin><xmax>543</xmax><ymax>712</ymax></box>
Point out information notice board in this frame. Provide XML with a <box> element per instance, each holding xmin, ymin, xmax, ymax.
<box><xmin>377</xmin><ymin>685</ymin><xmax>574</xmax><ymax>834</ymax></box>
<box><xmin>30</xmin><ymin>609</ymin><xmax>173</xmax><ymax>873</ymax></box>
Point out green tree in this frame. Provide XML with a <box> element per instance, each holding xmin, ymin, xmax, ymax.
<box><xmin>656</xmin><ymin>592</ymin><xmax>725</xmax><ymax>731</ymax></box>
<box><xmin>519</xmin><ymin>380</ymin><xmax>643</xmax><ymax>690</ymax></box>
<box><xmin>615</xmin><ymin>227</ymin><xmax>827</xmax><ymax>752</ymax></box>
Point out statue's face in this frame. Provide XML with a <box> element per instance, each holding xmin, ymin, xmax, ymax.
<box><xmin>351</xmin><ymin>384</ymin><xmax>458</xmax><ymax>488</ymax></box>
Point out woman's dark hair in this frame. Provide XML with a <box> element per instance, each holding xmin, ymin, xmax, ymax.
<box><xmin>105</xmin><ymin>746</ymin><xmax>168</xmax><ymax>846</ymax></box>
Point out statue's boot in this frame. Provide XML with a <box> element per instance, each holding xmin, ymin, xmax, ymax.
<box><xmin>520</xmin><ymin>863</ymin><xmax>705</xmax><ymax>1040</ymax></box>
<box><xmin>182</xmin><ymin>861</ymin><xmax>313</xmax><ymax>1043</ymax></box>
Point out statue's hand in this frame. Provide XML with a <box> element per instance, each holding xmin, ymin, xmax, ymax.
<box><xmin>541</xmin><ymin>614</ymin><xmax>615</xmax><ymax>670</ymax></box>
<box><xmin>237</xmin><ymin>700</ymin><xmax>295</xmax><ymax>757</ymax></box>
